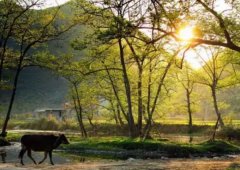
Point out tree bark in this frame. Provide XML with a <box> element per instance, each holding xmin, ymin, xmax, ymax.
<box><xmin>104</xmin><ymin>64</ymin><xmax>128</xmax><ymax>121</ymax></box>
<box><xmin>124</xmin><ymin>38</ymin><xmax>144</xmax><ymax>137</ymax></box>
<box><xmin>72</xmin><ymin>94</ymin><xmax>85</xmax><ymax>137</ymax></box>
<box><xmin>143</xmin><ymin>61</ymin><xmax>172</xmax><ymax>139</ymax></box>
<box><xmin>109</xmin><ymin>99</ymin><xmax>119</xmax><ymax>125</ymax></box>
<box><xmin>118</xmin><ymin>38</ymin><xmax>137</xmax><ymax>138</ymax></box>
<box><xmin>87</xmin><ymin>113</ymin><xmax>96</xmax><ymax>130</ymax></box>
<box><xmin>0</xmin><ymin>66</ymin><xmax>21</xmax><ymax>137</ymax></box>
<box><xmin>0</xmin><ymin>52</ymin><xmax>24</xmax><ymax>137</ymax></box>
<box><xmin>116</xmin><ymin>103</ymin><xmax>124</xmax><ymax>126</ymax></box>
<box><xmin>73</xmin><ymin>84</ymin><xmax>87</xmax><ymax>138</ymax></box>
<box><xmin>137</xmin><ymin>67</ymin><xmax>143</xmax><ymax>136</ymax></box>
<box><xmin>211</xmin><ymin>86</ymin><xmax>224</xmax><ymax>127</ymax></box>
<box><xmin>186</xmin><ymin>89</ymin><xmax>193</xmax><ymax>134</ymax></box>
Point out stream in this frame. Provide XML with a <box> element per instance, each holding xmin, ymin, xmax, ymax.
<box><xmin>0</xmin><ymin>142</ymin><xmax>72</xmax><ymax>164</ymax></box>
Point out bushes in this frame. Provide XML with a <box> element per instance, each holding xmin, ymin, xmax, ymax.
<box><xmin>21</xmin><ymin>116</ymin><xmax>78</xmax><ymax>131</ymax></box>
<box><xmin>198</xmin><ymin>140</ymin><xmax>240</xmax><ymax>153</ymax></box>
<box><xmin>218</xmin><ymin>126</ymin><xmax>240</xmax><ymax>141</ymax></box>
<box><xmin>22</xmin><ymin>116</ymin><xmax>59</xmax><ymax>130</ymax></box>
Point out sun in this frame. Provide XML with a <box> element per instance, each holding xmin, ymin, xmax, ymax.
<box><xmin>178</xmin><ymin>26</ymin><xmax>195</xmax><ymax>41</ymax></box>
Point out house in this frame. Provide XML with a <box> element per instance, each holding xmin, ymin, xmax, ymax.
<box><xmin>34</xmin><ymin>108</ymin><xmax>66</xmax><ymax>121</ymax></box>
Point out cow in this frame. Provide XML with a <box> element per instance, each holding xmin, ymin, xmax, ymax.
<box><xmin>18</xmin><ymin>134</ymin><xmax>69</xmax><ymax>165</ymax></box>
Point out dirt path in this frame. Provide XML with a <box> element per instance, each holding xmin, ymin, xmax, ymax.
<box><xmin>1</xmin><ymin>158</ymin><xmax>240</xmax><ymax>170</ymax></box>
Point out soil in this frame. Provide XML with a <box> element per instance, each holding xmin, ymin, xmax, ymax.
<box><xmin>0</xmin><ymin>157</ymin><xmax>240</xmax><ymax>170</ymax></box>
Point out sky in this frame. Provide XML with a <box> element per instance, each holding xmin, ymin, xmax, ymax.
<box><xmin>31</xmin><ymin>0</ymin><xmax>70</xmax><ymax>9</ymax></box>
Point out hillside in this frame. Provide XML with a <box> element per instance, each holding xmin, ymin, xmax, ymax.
<box><xmin>0</xmin><ymin>2</ymin><xmax>84</xmax><ymax>114</ymax></box>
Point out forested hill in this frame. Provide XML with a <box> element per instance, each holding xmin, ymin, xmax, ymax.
<box><xmin>0</xmin><ymin>2</ymin><xmax>84</xmax><ymax>114</ymax></box>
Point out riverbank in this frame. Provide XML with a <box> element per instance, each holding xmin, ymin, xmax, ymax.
<box><xmin>3</xmin><ymin>131</ymin><xmax>240</xmax><ymax>159</ymax></box>
<box><xmin>1</xmin><ymin>131</ymin><xmax>240</xmax><ymax>170</ymax></box>
<box><xmin>61</xmin><ymin>137</ymin><xmax>240</xmax><ymax>159</ymax></box>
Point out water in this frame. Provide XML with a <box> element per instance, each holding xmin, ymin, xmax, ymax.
<box><xmin>0</xmin><ymin>142</ymin><xmax>72</xmax><ymax>165</ymax></box>
<box><xmin>1</xmin><ymin>142</ymin><xmax>240</xmax><ymax>170</ymax></box>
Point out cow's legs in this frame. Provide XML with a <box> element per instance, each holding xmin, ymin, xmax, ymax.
<box><xmin>49</xmin><ymin>151</ymin><xmax>54</xmax><ymax>165</ymax></box>
<box><xmin>38</xmin><ymin>151</ymin><xmax>48</xmax><ymax>164</ymax></box>
<box><xmin>19</xmin><ymin>148</ymin><xmax>27</xmax><ymax>165</ymax></box>
<box><xmin>27</xmin><ymin>149</ymin><xmax>36</xmax><ymax>164</ymax></box>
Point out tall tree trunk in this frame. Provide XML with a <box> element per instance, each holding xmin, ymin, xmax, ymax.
<box><xmin>87</xmin><ymin>113</ymin><xmax>96</xmax><ymax>130</ymax></box>
<box><xmin>0</xmin><ymin>43</ymin><xmax>8</xmax><ymax>81</ymax></box>
<box><xmin>116</xmin><ymin>103</ymin><xmax>124</xmax><ymax>126</ymax></box>
<box><xmin>186</xmin><ymin>89</ymin><xmax>193</xmax><ymax>134</ymax></box>
<box><xmin>0</xmin><ymin>50</ymin><xmax>5</xmax><ymax>81</ymax></box>
<box><xmin>109</xmin><ymin>99</ymin><xmax>119</xmax><ymax>125</ymax></box>
<box><xmin>212</xmin><ymin>116</ymin><xmax>220</xmax><ymax>141</ymax></box>
<box><xmin>143</xmin><ymin>62</ymin><xmax>172</xmax><ymax>140</ymax></box>
<box><xmin>186</xmin><ymin>89</ymin><xmax>193</xmax><ymax>143</ymax></box>
<box><xmin>0</xmin><ymin>53</ymin><xmax>24</xmax><ymax>137</ymax></box>
<box><xmin>137</xmin><ymin>67</ymin><xmax>143</xmax><ymax>136</ymax></box>
<box><xmin>144</xmin><ymin>59</ymin><xmax>153</xmax><ymax>139</ymax></box>
<box><xmin>1</xmin><ymin>71</ymin><xmax>20</xmax><ymax>137</ymax></box>
<box><xmin>72</xmin><ymin>95</ymin><xmax>84</xmax><ymax>137</ymax></box>
<box><xmin>211</xmin><ymin>86</ymin><xmax>224</xmax><ymax>127</ymax></box>
<box><xmin>104</xmin><ymin>63</ymin><xmax>128</xmax><ymax>121</ymax></box>
<box><xmin>118</xmin><ymin>38</ymin><xmax>136</xmax><ymax>138</ymax></box>
<box><xmin>124</xmin><ymin>38</ymin><xmax>144</xmax><ymax>137</ymax></box>
<box><xmin>73</xmin><ymin>84</ymin><xmax>87</xmax><ymax>138</ymax></box>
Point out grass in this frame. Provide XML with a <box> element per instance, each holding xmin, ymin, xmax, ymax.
<box><xmin>6</xmin><ymin>131</ymin><xmax>239</xmax><ymax>158</ymax></box>
<box><xmin>3</xmin><ymin>127</ymin><xmax>240</xmax><ymax>160</ymax></box>
<box><xmin>60</xmin><ymin>137</ymin><xmax>240</xmax><ymax>159</ymax></box>
<box><xmin>4</xmin><ymin>117</ymin><xmax>240</xmax><ymax>137</ymax></box>
<box><xmin>6</xmin><ymin>132</ymin><xmax>22</xmax><ymax>142</ymax></box>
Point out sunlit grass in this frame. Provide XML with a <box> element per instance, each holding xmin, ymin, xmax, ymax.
<box><xmin>60</xmin><ymin>137</ymin><xmax>240</xmax><ymax>159</ymax></box>
<box><xmin>156</xmin><ymin>119</ymin><xmax>240</xmax><ymax>126</ymax></box>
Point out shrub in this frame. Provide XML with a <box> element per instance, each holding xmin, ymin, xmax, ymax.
<box><xmin>22</xmin><ymin>116</ymin><xmax>60</xmax><ymax>130</ymax></box>
<box><xmin>218</xmin><ymin>126</ymin><xmax>240</xmax><ymax>141</ymax></box>
<box><xmin>60</xmin><ymin>119</ymin><xmax>78</xmax><ymax>131</ymax></box>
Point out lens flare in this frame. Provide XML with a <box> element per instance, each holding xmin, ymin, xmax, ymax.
<box><xmin>178</xmin><ymin>26</ymin><xmax>194</xmax><ymax>41</ymax></box>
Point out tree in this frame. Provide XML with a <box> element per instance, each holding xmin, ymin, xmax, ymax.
<box><xmin>190</xmin><ymin>0</ymin><xmax>240</xmax><ymax>52</ymax></box>
<box><xmin>147</xmin><ymin>0</ymin><xmax>240</xmax><ymax>53</ymax></box>
<box><xmin>74</xmin><ymin>0</ymin><xmax>140</xmax><ymax>137</ymax></box>
<box><xmin>176</xmin><ymin>64</ymin><xmax>195</xmax><ymax>137</ymax></box>
<box><xmin>36</xmin><ymin>53</ymin><xmax>89</xmax><ymax>137</ymax></box>
<box><xmin>0</xmin><ymin>0</ymin><xmax>37</xmax><ymax>84</ymax></box>
<box><xmin>73</xmin><ymin>0</ymin><xmax>184</xmax><ymax>138</ymax></box>
<box><xmin>193</xmin><ymin>48</ymin><xmax>236</xmax><ymax>139</ymax></box>
<box><xmin>0</xmin><ymin>1</ymin><xmax>73</xmax><ymax>137</ymax></box>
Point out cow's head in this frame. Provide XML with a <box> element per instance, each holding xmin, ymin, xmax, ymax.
<box><xmin>59</xmin><ymin>134</ymin><xmax>69</xmax><ymax>144</ymax></box>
